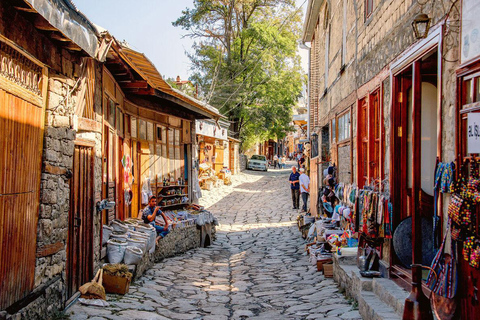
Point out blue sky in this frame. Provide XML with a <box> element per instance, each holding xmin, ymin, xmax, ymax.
<box><xmin>73</xmin><ymin>0</ymin><xmax>308</xmax><ymax>80</ymax></box>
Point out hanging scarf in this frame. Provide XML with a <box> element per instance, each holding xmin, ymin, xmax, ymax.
<box><xmin>384</xmin><ymin>201</ymin><xmax>393</xmax><ymax>239</ymax></box>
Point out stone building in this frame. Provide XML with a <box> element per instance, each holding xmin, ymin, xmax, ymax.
<box><xmin>0</xmin><ymin>0</ymin><xmax>99</xmax><ymax>318</ymax></box>
<box><xmin>0</xmin><ymin>1</ymin><xmax>221</xmax><ymax>319</ymax></box>
<box><xmin>302</xmin><ymin>0</ymin><xmax>479</xmax><ymax>317</ymax></box>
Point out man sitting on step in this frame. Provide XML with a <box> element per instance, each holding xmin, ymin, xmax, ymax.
<box><xmin>142</xmin><ymin>195</ymin><xmax>170</xmax><ymax>244</ymax></box>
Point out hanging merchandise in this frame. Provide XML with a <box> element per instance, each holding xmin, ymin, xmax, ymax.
<box><xmin>427</xmin><ymin>220</ymin><xmax>458</xmax><ymax>299</ymax></box>
<box><xmin>357</xmin><ymin>185</ymin><xmax>392</xmax><ymax>239</ymax></box>
<box><xmin>426</xmin><ymin>220</ymin><xmax>458</xmax><ymax>320</ymax></box>
<box><xmin>434</xmin><ymin>162</ymin><xmax>456</xmax><ymax>249</ymax></box>
<box><xmin>141</xmin><ymin>178</ymin><xmax>153</xmax><ymax>205</ymax></box>
<box><xmin>447</xmin><ymin>159</ymin><xmax>480</xmax><ymax>269</ymax></box>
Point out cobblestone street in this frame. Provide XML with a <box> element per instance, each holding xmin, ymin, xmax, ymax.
<box><xmin>68</xmin><ymin>164</ymin><xmax>360</xmax><ymax>320</ymax></box>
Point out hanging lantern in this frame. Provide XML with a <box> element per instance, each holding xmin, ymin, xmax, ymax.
<box><xmin>412</xmin><ymin>13</ymin><xmax>431</xmax><ymax>40</ymax></box>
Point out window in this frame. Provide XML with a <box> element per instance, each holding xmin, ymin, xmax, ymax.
<box><xmin>131</xmin><ymin>117</ymin><xmax>137</xmax><ymax>138</ymax></box>
<box><xmin>331</xmin><ymin>118</ymin><xmax>336</xmax><ymax>143</ymax></box>
<box><xmin>365</xmin><ymin>0</ymin><xmax>374</xmax><ymax>20</ymax></box>
<box><xmin>147</xmin><ymin>122</ymin><xmax>154</xmax><ymax>142</ymax></box>
<box><xmin>138</xmin><ymin>119</ymin><xmax>146</xmax><ymax>140</ymax></box>
<box><xmin>107</xmin><ymin>98</ymin><xmax>116</xmax><ymax>126</ymax></box>
<box><xmin>116</xmin><ymin>108</ymin><xmax>123</xmax><ymax>135</ymax></box>
<box><xmin>338</xmin><ymin>112</ymin><xmax>351</xmax><ymax>142</ymax></box>
<box><xmin>463</xmin><ymin>73</ymin><xmax>480</xmax><ymax>107</ymax></box>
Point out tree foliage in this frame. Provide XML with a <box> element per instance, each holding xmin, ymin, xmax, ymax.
<box><xmin>173</xmin><ymin>0</ymin><xmax>305</xmax><ymax>150</ymax></box>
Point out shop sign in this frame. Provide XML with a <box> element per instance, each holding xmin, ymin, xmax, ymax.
<box><xmin>467</xmin><ymin>113</ymin><xmax>480</xmax><ymax>153</ymax></box>
<box><xmin>195</xmin><ymin>120</ymin><xmax>228</xmax><ymax>140</ymax></box>
<box><xmin>461</xmin><ymin>0</ymin><xmax>480</xmax><ymax>63</ymax></box>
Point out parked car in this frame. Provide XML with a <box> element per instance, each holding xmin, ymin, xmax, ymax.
<box><xmin>247</xmin><ymin>155</ymin><xmax>268</xmax><ymax>171</ymax></box>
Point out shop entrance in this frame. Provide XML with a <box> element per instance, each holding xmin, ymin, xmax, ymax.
<box><xmin>391</xmin><ymin>49</ymin><xmax>439</xmax><ymax>284</ymax></box>
<box><xmin>67</xmin><ymin>143</ymin><xmax>94</xmax><ymax>299</ymax></box>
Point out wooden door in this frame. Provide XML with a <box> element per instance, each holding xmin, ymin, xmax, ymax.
<box><xmin>0</xmin><ymin>90</ymin><xmax>44</xmax><ymax>309</ymax></box>
<box><xmin>67</xmin><ymin>144</ymin><xmax>94</xmax><ymax>298</ymax></box>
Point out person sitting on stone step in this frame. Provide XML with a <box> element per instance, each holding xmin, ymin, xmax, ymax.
<box><xmin>142</xmin><ymin>195</ymin><xmax>170</xmax><ymax>244</ymax></box>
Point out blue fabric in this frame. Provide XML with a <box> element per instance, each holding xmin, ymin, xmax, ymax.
<box><xmin>151</xmin><ymin>223</ymin><xmax>169</xmax><ymax>238</ymax></box>
<box><xmin>301</xmin><ymin>192</ymin><xmax>309</xmax><ymax>211</ymax></box>
<box><xmin>289</xmin><ymin>172</ymin><xmax>300</xmax><ymax>189</ymax></box>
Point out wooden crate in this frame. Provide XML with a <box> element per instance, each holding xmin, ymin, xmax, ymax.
<box><xmin>316</xmin><ymin>257</ymin><xmax>332</xmax><ymax>272</ymax></box>
<box><xmin>102</xmin><ymin>273</ymin><xmax>131</xmax><ymax>295</ymax></box>
<box><xmin>323</xmin><ymin>263</ymin><xmax>334</xmax><ymax>278</ymax></box>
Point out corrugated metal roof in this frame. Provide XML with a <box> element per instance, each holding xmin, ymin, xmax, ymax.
<box><xmin>118</xmin><ymin>45</ymin><xmax>222</xmax><ymax>119</ymax></box>
<box><xmin>24</xmin><ymin>0</ymin><xmax>99</xmax><ymax>57</ymax></box>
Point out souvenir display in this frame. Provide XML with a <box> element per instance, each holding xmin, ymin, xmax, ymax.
<box><xmin>448</xmin><ymin>159</ymin><xmax>480</xmax><ymax>269</ymax></box>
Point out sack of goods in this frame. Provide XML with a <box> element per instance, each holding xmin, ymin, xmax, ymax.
<box><xmin>110</xmin><ymin>231</ymin><xmax>128</xmax><ymax>240</ymax></box>
<box><xmin>102</xmin><ymin>225</ymin><xmax>113</xmax><ymax>246</ymax></box>
<box><xmin>123</xmin><ymin>246</ymin><xmax>143</xmax><ymax>265</ymax></box>
<box><xmin>135</xmin><ymin>225</ymin><xmax>156</xmax><ymax>251</ymax></box>
<box><xmin>107</xmin><ymin>239</ymin><xmax>128</xmax><ymax>264</ymax></box>
<box><xmin>112</xmin><ymin>220</ymin><xmax>129</xmax><ymax>233</ymax></box>
<box><xmin>127</xmin><ymin>237</ymin><xmax>147</xmax><ymax>253</ymax></box>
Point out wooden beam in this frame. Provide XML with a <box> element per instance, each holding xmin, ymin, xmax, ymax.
<box><xmin>63</xmin><ymin>43</ymin><xmax>82</xmax><ymax>51</ymax></box>
<box><xmin>126</xmin><ymin>95</ymin><xmax>198</xmax><ymax>121</ymax></box>
<box><xmin>120</xmin><ymin>81</ymin><xmax>148</xmax><ymax>89</ymax></box>
<box><xmin>134</xmin><ymin>88</ymin><xmax>155</xmax><ymax>95</ymax></box>
<box><xmin>34</xmin><ymin>17</ymin><xmax>57</xmax><ymax>31</ymax></box>
<box><xmin>14</xmin><ymin>6</ymin><xmax>36</xmax><ymax>13</ymax></box>
<box><xmin>412</xmin><ymin>60</ymin><xmax>422</xmax><ymax>265</ymax></box>
<box><xmin>50</xmin><ymin>33</ymin><xmax>70</xmax><ymax>42</ymax></box>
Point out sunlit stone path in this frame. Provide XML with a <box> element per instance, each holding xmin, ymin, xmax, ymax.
<box><xmin>68</xmin><ymin>164</ymin><xmax>360</xmax><ymax>319</ymax></box>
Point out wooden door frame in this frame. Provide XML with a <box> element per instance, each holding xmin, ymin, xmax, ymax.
<box><xmin>389</xmin><ymin>43</ymin><xmax>443</xmax><ymax>286</ymax></box>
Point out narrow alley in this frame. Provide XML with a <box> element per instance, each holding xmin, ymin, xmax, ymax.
<box><xmin>68</xmin><ymin>165</ymin><xmax>360</xmax><ymax>320</ymax></box>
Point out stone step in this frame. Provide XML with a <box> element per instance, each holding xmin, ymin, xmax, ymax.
<box><xmin>358</xmin><ymin>290</ymin><xmax>402</xmax><ymax>320</ymax></box>
<box><xmin>372</xmin><ymin>278</ymin><xmax>408</xmax><ymax>316</ymax></box>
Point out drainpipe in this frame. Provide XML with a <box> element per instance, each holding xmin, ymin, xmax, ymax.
<box><xmin>299</xmin><ymin>41</ymin><xmax>311</xmax><ymax>152</ymax></box>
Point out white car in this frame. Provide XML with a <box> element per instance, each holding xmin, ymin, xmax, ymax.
<box><xmin>247</xmin><ymin>155</ymin><xmax>268</xmax><ymax>171</ymax></box>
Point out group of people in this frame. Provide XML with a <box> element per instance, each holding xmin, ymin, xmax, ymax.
<box><xmin>289</xmin><ymin>166</ymin><xmax>310</xmax><ymax>212</ymax></box>
<box><xmin>273</xmin><ymin>154</ymin><xmax>287</xmax><ymax>169</ymax></box>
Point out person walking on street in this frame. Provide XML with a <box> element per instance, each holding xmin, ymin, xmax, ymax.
<box><xmin>281</xmin><ymin>155</ymin><xmax>286</xmax><ymax>169</ymax></box>
<box><xmin>273</xmin><ymin>154</ymin><xmax>279</xmax><ymax>169</ymax></box>
<box><xmin>289</xmin><ymin>166</ymin><xmax>300</xmax><ymax>209</ymax></box>
<box><xmin>299</xmin><ymin>154</ymin><xmax>305</xmax><ymax>169</ymax></box>
<box><xmin>299</xmin><ymin>168</ymin><xmax>310</xmax><ymax>212</ymax></box>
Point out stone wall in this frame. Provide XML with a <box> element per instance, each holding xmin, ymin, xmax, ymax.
<box><xmin>126</xmin><ymin>224</ymin><xmax>214</xmax><ymax>281</ymax></box>
<box><xmin>240</xmin><ymin>154</ymin><xmax>248</xmax><ymax>172</ymax></box>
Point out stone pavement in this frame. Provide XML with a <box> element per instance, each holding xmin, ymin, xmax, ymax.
<box><xmin>67</xmin><ymin>163</ymin><xmax>361</xmax><ymax>320</ymax></box>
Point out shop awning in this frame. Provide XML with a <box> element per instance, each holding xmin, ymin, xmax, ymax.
<box><xmin>22</xmin><ymin>0</ymin><xmax>99</xmax><ymax>57</ymax></box>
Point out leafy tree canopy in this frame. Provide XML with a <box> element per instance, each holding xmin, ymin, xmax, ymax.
<box><xmin>173</xmin><ymin>0</ymin><xmax>305</xmax><ymax>150</ymax></box>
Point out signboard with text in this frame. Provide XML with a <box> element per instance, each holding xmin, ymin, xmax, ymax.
<box><xmin>462</xmin><ymin>0</ymin><xmax>480</xmax><ymax>63</ymax></box>
<box><xmin>467</xmin><ymin>113</ymin><xmax>480</xmax><ymax>154</ymax></box>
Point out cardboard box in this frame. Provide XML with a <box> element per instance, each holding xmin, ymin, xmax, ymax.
<box><xmin>323</xmin><ymin>263</ymin><xmax>334</xmax><ymax>278</ymax></box>
<box><xmin>102</xmin><ymin>273</ymin><xmax>131</xmax><ymax>295</ymax></box>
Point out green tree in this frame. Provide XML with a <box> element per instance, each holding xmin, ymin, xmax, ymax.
<box><xmin>173</xmin><ymin>0</ymin><xmax>305</xmax><ymax>150</ymax></box>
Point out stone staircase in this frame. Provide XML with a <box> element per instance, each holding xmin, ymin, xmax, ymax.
<box><xmin>333</xmin><ymin>255</ymin><xmax>408</xmax><ymax>320</ymax></box>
